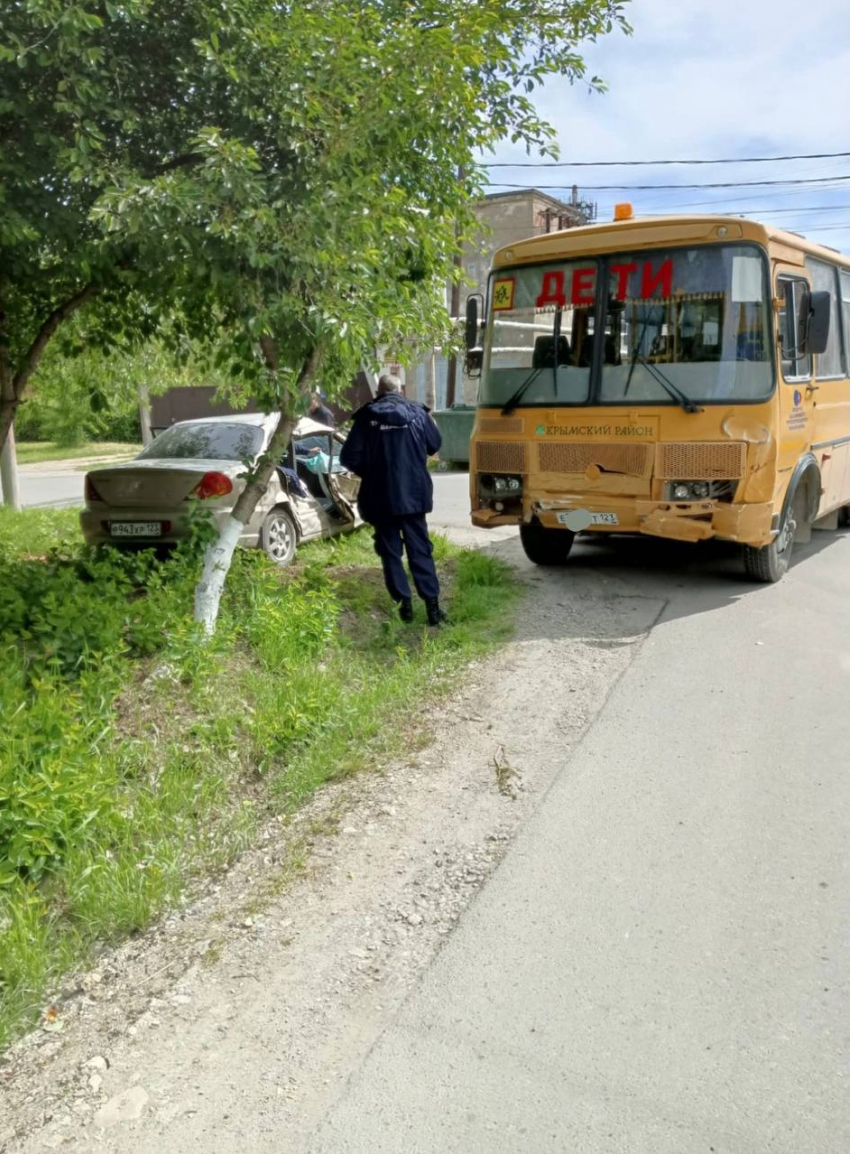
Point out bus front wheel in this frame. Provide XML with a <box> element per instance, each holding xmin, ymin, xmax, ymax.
<box><xmin>742</xmin><ymin>491</ymin><xmax>806</xmax><ymax>583</ymax></box>
<box><xmin>519</xmin><ymin>521</ymin><xmax>575</xmax><ymax>566</ymax></box>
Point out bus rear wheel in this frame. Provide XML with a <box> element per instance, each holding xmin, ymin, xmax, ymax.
<box><xmin>519</xmin><ymin>521</ymin><xmax>575</xmax><ymax>566</ymax></box>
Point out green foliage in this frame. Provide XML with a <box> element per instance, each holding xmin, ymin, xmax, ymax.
<box><xmin>14</xmin><ymin>315</ymin><xmax>233</xmax><ymax>446</ymax></box>
<box><xmin>0</xmin><ymin>510</ymin><xmax>519</xmax><ymax>1047</ymax></box>
<box><xmin>1</xmin><ymin>0</ymin><xmax>630</xmax><ymax>445</ymax></box>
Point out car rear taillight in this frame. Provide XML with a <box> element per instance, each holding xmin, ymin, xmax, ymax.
<box><xmin>85</xmin><ymin>476</ymin><xmax>103</xmax><ymax>502</ymax></box>
<box><xmin>193</xmin><ymin>471</ymin><xmax>233</xmax><ymax>500</ymax></box>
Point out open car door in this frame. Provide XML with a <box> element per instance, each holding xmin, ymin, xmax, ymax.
<box><xmin>325</xmin><ymin>433</ymin><xmax>359</xmax><ymax>523</ymax></box>
<box><xmin>323</xmin><ymin>471</ymin><xmax>358</xmax><ymax>523</ymax></box>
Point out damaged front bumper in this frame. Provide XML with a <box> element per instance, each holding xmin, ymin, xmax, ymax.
<box><xmin>472</xmin><ymin>495</ymin><xmax>775</xmax><ymax>547</ymax></box>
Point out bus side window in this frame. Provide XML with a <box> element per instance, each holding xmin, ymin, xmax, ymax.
<box><xmin>778</xmin><ymin>278</ymin><xmax>811</xmax><ymax>380</ymax></box>
<box><xmin>806</xmin><ymin>259</ymin><xmax>843</xmax><ymax>378</ymax></box>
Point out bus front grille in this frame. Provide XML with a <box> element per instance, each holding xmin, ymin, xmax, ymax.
<box><xmin>478</xmin><ymin>418</ymin><xmax>524</xmax><ymax>436</ymax></box>
<box><xmin>475</xmin><ymin>441</ymin><xmax>527</xmax><ymax>474</ymax></box>
<box><xmin>537</xmin><ymin>442</ymin><xmax>650</xmax><ymax>476</ymax></box>
<box><xmin>655</xmin><ymin>442</ymin><xmax>747</xmax><ymax>480</ymax></box>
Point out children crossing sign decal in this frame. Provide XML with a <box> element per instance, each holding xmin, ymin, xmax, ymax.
<box><xmin>492</xmin><ymin>277</ymin><xmax>516</xmax><ymax>311</ymax></box>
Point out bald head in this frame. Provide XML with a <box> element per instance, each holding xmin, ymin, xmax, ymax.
<box><xmin>376</xmin><ymin>373</ymin><xmax>402</xmax><ymax>396</ymax></box>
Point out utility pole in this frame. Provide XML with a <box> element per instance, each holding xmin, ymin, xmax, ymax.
<box><xmin>0</xmin><ymin>421</ymin><xmax>20</xmax><ymax>510</ymax></box>
<box><xmin>445</xmin><ymin>165</ymin><xmax>465</xmax><ymax>409</ymax></box>
<box><xmin>139</xmin><ymin>383</ymin><xmax>153</xmax><ymax>447</ymax></box>
<box><xmin>426</xmin><ymin>350</ymin><xmax>437</xmax><ymax>411</ymax></box>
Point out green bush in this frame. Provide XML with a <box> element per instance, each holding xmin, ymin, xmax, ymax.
<box><xmin>0</xmin><ymin>512</ymin><xmax>519</xmax><ymax>1047</ymax></box>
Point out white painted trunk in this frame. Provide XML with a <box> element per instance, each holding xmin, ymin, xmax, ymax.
<box><xmin>193</xmin><ymin>514</ymin><xmax>245</xmax><ymax>635</ymax></box>
<box><xmin>0</xmin><ymin>423</ymin><xmax>20</xmax><ymax>510</ymax></box>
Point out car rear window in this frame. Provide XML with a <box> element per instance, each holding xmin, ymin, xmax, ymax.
<box><xmin>139</xmin><ymin>422</ymin><xmax>264</xmax><ymax>461</ymax></box>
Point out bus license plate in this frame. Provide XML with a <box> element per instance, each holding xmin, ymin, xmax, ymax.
<box><xmin>110</xmin><ymin>522</ymin><xmax>162</xmax><ymax>538</ymax></box>
<box><xmin>557</xmin><ymin>511</ymin><xmax>619</xmax><ymax>527</ymax></box>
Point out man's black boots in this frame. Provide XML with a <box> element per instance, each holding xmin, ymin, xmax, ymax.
<box><xmin>425</xmin><ymin>597</ymin><xmax>447</xmax><ymax>627</ymax></box>
<box><xmin>398</xmin><ymin>597</ymin><xmax>414</xmax><ymax>623</ymax></box>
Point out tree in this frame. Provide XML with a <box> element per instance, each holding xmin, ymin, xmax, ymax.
<box><xmin>1</xmin><ymin>0</ymin><xmax>630</xmax><ymax>628</ymax></box>
<box><xmin>0</xmin><ymin>0</ymin><xmax>276</xmax><ymax>448</ymax></box>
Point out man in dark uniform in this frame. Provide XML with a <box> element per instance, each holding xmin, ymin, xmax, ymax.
<box><xmin>340</xmin><ymin>374</ymin><xmax>446</xmax><ymax>626</ymax></box>
<box><xmin>308</xmin><ymin>391</ymin><xmax>336</xmax><ymax>427</ymax></box>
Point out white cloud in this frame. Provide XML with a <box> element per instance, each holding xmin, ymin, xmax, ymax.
<box><xmin>488</xmin><ymin>0</ymin><xmax>850</xmax><ymax>251</ymax></box>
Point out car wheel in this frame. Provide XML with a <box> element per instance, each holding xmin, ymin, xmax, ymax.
<box><xmin>261</xmin><ymin>508</ymin><xmax>297</xmax><ymax>566</ymax></box>
<box><xmin>519</xmin><ymin>520</ymin><xmax>575</xmax><ymax>566</ymax></box>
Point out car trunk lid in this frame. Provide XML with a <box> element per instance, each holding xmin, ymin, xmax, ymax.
<box><xmin>87</xmin><ymin>460</ymin><xmax>239</xmax><ymax>507</ymax></box>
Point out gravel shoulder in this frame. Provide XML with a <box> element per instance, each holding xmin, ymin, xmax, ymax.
<box><xmin>0</xmin><ymin>535</ymin><xmax>665</xmax><ymax>1153</ymax></box>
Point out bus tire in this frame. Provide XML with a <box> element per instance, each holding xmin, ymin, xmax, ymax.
<box><xmin>519</xmin><ymin>521</ymin><xmax>575</xmax><ymax>566</ymax></box>
<box><xmin>839</xmin><ymin>505</ymin><xmax>850</xmax><ymax>528</ymax></box>
<box><xmin>742</xmin><ymin>487</ymin><xmax>807</xmax><ymax>583</ymax></box>
<box><xmin>742</xmin><ymin>537</ymin><xmax>791</xmax><ymax>583</ymax></box>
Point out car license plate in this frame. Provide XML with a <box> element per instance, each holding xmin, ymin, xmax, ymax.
<box><xmin>556</xmin><ymin>510</ymin><xmax>619</xmax><ymax>527</ymax></box>
<box><xmin>110</xmin><ymin>522</ymin><xmax>162</xmax><ymax>538</ymax></box>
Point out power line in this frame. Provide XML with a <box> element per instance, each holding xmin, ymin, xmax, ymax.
<box><xmin>773</xmin><ymin>220</ymin><xmax>850</xmax><ymax>230</ymax></box>
<box><xmin>484</xmin><ymin>150</ymin><xmax>850</xmax><ymax>169</ymax></box>
<box><xmin>629</xmin><ymin>185</ymin><xmax>850</xmax><ymax>210</ymax></box>
<box><xmin>795</xmin><ymin>224</ymin><xmax>850</xmax><ymax>233</ymax></box>
<box><xmin>487</xmin><ymin>176</ymin><xmax>850</xmax><ymax>192</ymax></box>
<box><xmin>638</xmin><ymin>205</ymin><xmax>848</xmax><ymax>218</ymax></box>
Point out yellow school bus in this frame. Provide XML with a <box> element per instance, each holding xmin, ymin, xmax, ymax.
<box><xmin>465</xmin><ymin>209</ymin><xmax>850</xmax><ymax>581</ymax></box>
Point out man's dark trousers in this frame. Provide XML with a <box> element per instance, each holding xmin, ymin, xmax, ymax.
<box><xmin>373</xmin><ymin>515</ymin><xmax>440</xmax><ymax>602</ymax></box>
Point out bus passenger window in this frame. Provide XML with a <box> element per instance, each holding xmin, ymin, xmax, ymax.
<box><xmin>807</xmin><ymin>260</ymin><xmax>843</xmax><ymax>378</ymax></box>
<box><xmin>779</xmin><ymin>279</ymin><xmax>811</xmax><ymax>380</ymax></box>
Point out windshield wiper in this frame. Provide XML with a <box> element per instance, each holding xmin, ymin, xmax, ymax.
<box><xmin>502</xmin><ymin>309</ymin><xmax>563</xmax><ymax>415</ymax></box>
<box><xmin>630</xmin><ymin>354</ymin><xmax>704</xmax><ymax>413</ymax></box>
<box><xmin>501</xmin><ymin>367</ymin><xmax>544</xmax><ymax>416</ymax></box>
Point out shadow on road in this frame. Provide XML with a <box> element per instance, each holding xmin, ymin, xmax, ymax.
<box><xmin>472</xmin><ymin>524</ymin><xmax>849</xmax><ymax>641</ymax></box>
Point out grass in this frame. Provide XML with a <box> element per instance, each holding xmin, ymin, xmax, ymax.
<box><xmin>0</xmin><ymin>506</ymin><xmax>520</xmax><ymax>1049</ymax></box>
<box><xmin>15</xmin><ymin>441</ymin><xmax>141</xmax><ymax>466</ymax></box>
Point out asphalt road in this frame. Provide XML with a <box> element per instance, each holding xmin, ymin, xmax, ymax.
<box><xmin>17</xmin><ymin>465</ymin><xmax>85</xmax><ymax>508</ymax></box>
<box><xmin>308</xmin><ymin>496</ymin><xmax>850</xmax><ymax>1153</ymax></box>
<box><xmin>15</xmin><ymin>463</ymin><xmax>475</xmax><ymax>517</ymax></box>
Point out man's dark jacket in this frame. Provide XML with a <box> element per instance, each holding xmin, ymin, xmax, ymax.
<box><xmin>339</xmin><ymin>393</ymin><xmax>442</xmax><ymax>524</ymax></box>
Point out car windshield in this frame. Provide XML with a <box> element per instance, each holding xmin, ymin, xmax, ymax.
<box><xmin>139</xmin><ymin>422</ymin><xmax>265</xmax><ymax>461</ymax></box>
<box><xmin>479</xmin><ymin>243</ymin><xmax>773</xmax><ymax>407</ymax></box>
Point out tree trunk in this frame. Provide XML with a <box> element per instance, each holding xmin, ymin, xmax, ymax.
<box><xmin>193</xmin><ymin>343</ymin><xmax>323</xmax><ymax>635</ymax></box>
<box><xmin>0</xmin><ymin>422</ymin><xmax>20</xmax><ymax>510</ymax></box>
<box><xmin>0</xmin><ymin>282</ymin><xmax>98</xmax><ymax>454</ymax></box>
<box><xmin>0</xmin><ymin>291</ymin><xmax>16</xmax><ymax>453</ymax></box>
<box><xmin>0</xmin><ymin>397</ymin><xmax>15</xmax><ymax>455</ymax></box>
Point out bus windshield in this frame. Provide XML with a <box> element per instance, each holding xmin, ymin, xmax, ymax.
<box><xmin>480</xmin><ymin>243</ymin><xmax>774</xmax><ymax>408</ymax></box>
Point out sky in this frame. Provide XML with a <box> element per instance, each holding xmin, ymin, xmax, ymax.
<box><xmin>485</xmin><ymin>0</ymin><xmax>850</xmax><ymax>253</ymax></box>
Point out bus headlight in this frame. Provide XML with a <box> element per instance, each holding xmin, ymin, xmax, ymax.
<box><xmin>667</xmin><ymin>480</ymin><xmax>715</xmax><ymax>501</ymax></box>
<box><xmin>479</xmin><ymin>474</ymin><xmax>524</xmax><ymax>504</ymax></box>
<box><xmin>482</xmin><ymin>474</ymin><xmax>523</xmax><ymax>495</ymax></box>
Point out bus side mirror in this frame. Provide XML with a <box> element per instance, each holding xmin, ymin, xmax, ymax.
<box><xmin>464</xmin><ymin>293</ymin><xmax>484</xmax><ymax>377</ymax></box>
<box><xmin>806</xmin><ymin>290</ymin><xmax>830</xmax><ymax>357</ymax></box>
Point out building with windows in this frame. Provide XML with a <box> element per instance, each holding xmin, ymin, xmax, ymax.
<box><xmin>388</xmin><ymin>187</ymin><xmax>596</xmax><ymax>408</ymax></box>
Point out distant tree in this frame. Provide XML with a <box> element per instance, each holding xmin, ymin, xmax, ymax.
<box><xmin>1</xmin><ymin>0</ymin><xmax>630</xmax><ymax>628</ymax></box>
<box><xmin>17</xmin><ymin>320</ymin><xmax>231</xmax><ymax>447</ymax></box>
